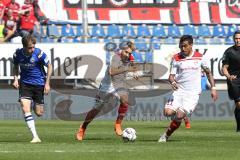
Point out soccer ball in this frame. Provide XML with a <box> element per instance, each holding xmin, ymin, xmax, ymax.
<box><xmin>122</xmin><ymin>128</ymin><xmax>137</xmax><ymax>142</ymax></box>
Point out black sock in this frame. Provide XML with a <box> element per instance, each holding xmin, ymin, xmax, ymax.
<box><xmin>234</xmin><ymin>108</ymin><xmax>240</xmax><ymax>131</ymax></box>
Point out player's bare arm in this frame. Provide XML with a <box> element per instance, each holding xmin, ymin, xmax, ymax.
<box><xmin>12</xmin><ymin>64</ymin><xmax>19</xmax><ymax>89</ymax></box>
<box><xmin>168</xmin><ymin>74</ymin><xmax>178</xmax><ymax>90</ymax></box>
<box><xmin>202</xmin><ymin>66</ymin><xmax>218</xmax><ymax>101</ymax></box>
<box><xmin>222</xmin><ymin>64</ymin><xmax>237</xmax><ymax>81</ymax></box>
<box><xmin>44</xmin><ymin>63</ymin><xmax>52</xmax><ymax>95</ymax></box>
<box><xmin>109</xmin><ymin>65</ymin><xmax>139</xmax><ymax>76</ymax></box>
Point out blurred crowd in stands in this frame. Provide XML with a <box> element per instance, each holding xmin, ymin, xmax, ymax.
<box><xmin>0</xmin><ymin>0</ymin><xmax>239</xmax><ymax>45</ymax></box>
<box><xmin>0</xmin><ymin>0</ymin><xmax>48</xmax><ymax>42</ymax></box>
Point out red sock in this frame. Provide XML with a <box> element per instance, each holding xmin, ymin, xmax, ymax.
<box><xmin>116</xmin><ymin>103</ymin><xmax>129</xmax><ymax>121</ymax></box>
<box><xmin>166</xmin><ymin>120</ymin><xmax>181</xmax><ymax>137</ymax></box>
<box><xmin>184</xmin><ymin>117</ymin><xmax>190</xmax><ymax>123</ymax></box>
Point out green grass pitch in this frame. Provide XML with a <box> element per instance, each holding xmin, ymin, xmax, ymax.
<box><xmin>0</xmin><ymin>120</ymin><xmax>240</xmax><ymax>160</ymax></box>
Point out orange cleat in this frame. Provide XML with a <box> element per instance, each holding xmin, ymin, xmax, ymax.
<box><xmin>76</xmin><ymin>126</ymin><xmax>86</xmax><ymax>141</ymax></box>
<box><xmin>185</xmin><ymin>121</ymin><xmax>191</xmax><ymax>129</ymax></box>
<box><xmin>114</xmin><ymin>122</ymin><xmax>123</xmax><ymax>136</ymax></box>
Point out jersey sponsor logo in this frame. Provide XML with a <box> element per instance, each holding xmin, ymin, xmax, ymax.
<box><xmin>19</xmin><ymin>63</ymin><xmax>35</xmax><ymax>68</ymax></box>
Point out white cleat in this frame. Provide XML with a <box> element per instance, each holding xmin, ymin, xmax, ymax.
<box><xmin>158</xmin><ymin>133</ymin><xmax>168</xmax><ymax>143</ymax></box>
<box><xmin>30</xmin><ymin>137</ymin><xmax>41</xmax><ymax>143</ymax></box>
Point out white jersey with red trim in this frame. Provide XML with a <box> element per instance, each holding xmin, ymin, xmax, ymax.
<box><xmin>170</xmin><ymin>51</ymin><xmax>208</xmax><ymax>94</ymax></box>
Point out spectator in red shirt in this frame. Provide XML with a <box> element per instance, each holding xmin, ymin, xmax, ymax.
<box><xmin>4</xmin><ymin>0</ymin><xmax>20</xmax><ymax>21</ymax></box>
<box><xmin>21</xmin><ymin>0</ymin><xmax>34</xmax><ymax>17</ymax></box>
<box><xmin>19</xmin><ymin>10</ymin><xmax>39</xmax><ymax>37</ymax></box>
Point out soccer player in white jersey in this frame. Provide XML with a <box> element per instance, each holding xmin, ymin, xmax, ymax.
<box><xmin>75</xmin><ymin>42</ymin><xmax>139</xmax><ymax>141</ymax></box>
<box><xmin>158</xmin><ymin>35</ymin><xmax>218</xmax><ymax>142</ymax></box>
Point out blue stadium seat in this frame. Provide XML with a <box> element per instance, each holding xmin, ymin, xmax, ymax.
<box><xmin>41</xmin><ymin>37</ymin><xmax>54</xmax><ymax>43</ymax></box>
<box><xmin>212</xmin><ymin>24</ymin><xmax>226</xmax><ymax>37</ymax></box>
<box><xmin>104</xmin><ymin>37</ymin><xmax>115</xmax><ymax>43</ymax></box>
<box><xmin>73</xmin><ymin>37</ymin><xmax>83</xmax><ymax>43</ymax></box>
<box><xmin>152</xmin><ymin>24</ymin><xmax>166</xmax><ymax>37</ymax></box>
<box><xmin>91</xmin><ymin>24</ymin><xmax>105</xmax><ymax>37</ymax></box>
<box><xmin>209</xmin><ymin>36</ymin><xmax>222</xmax><ymax>44</ymax></box>
<box><xmin>224</xmin><ymin>36</ymin><xmax>234</xmax><ymax>45</ymax></box>
<box><xmin>39</xmin><ymin>25</ymin><xmax>47</xmax><ymax>37</ymax></box>
<box><xmin>183</xmin><ymin>24</ymin><xmax>197</xmax><ymax>37</ymax></box>
<box><xmin>195</xmin><ymin>37</ymin><xmax>207</xmax><ymax>45</ymax></box>
<box><xmin>135</xmin><ymin>37</ymin><xmax>149</xmax><ymax>51</ymax></box>
<box><xmin>47</xmin><ymin>24</ymin><xmax>61</xmax><ymax>38</ymax></box>
<box><xmin>33</xmin><ymin>25</ymin><xmax>41</xmax><ymax>42</ymax></box>
<box><xmin>164</xmin><ymin>37</ymin><xmax>177</xmax><ymax>44</ymax></box>
<box><xmin>226</xmin><ymin>24</ymin><xmax>238</xmax><ymax>37</ymax></box>
<box><xmin>76</xmin><ymin>25</ymin><xmax>83</xmax><ymax>36</ymax></box>
<box><xmin>151</xmin><ymin>37</ymin><xmax>161</xmax><ymax>50</ymax></box>
<box><xmin>61</xmin><ymin>24</ymin><xmax>75</xmax><ymax>37</ymax></box>
<box><xmin>145</xmin><ymin>52</ymin><xmax>153</xmax><ymax>63</ymax></box>
<box><xmin>137</xmin><ymin>24</ymin><xmax>151</xmax><ymax>37</ymax></box>
<box><xmin>106</xmin><ymin>24</ymin><xmax>121</xmax><ymax>37</ymax></box>
<box><xmin>132</xmin><ymin>51</ymin><xmax>144</xmax><ymax>63</ymax></box>
<box><xmin>167</xmin><ymin>24</ymin><xmax>181</xmax><ymax>37</ymax></box>
<box><xmin>197</xmin><ymin>24</ymin><xmax>212</xmax><ymax>37</ymax></box>
<box><xmin>59</xmin><ymin>37</ymin><xmax>73</xmax><ymax>43</ymax></box>
<box><xmin>122</xmin><ymin>24</ymin><xmax>136</xmax><ymax>38</ymax></box>
<box><xmin>87</xmin><ymin>36</ymin><xmax>100</xmax><ymax>43</ymax></box>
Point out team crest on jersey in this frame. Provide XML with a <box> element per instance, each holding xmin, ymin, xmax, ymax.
<box><xmin>30</xmin><ymin>57</ymin><xmax>35</xmax><ymax>63</ymax></box>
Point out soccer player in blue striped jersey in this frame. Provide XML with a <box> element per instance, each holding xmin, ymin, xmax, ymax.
<box><xmin>12</xmin><ymin>35</ymin><xmax>52</xmax><ymax>143</ymax></box>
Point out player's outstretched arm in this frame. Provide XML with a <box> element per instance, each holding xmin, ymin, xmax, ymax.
<box><xmin>44</xmin><ymin>63</ymin><xmax>52</xmax><ymax>95</ymax></box>
<box><xmin>203</xmin><ymin>67</ymin><xmax>218</xmax><ymax>101</ymax></box>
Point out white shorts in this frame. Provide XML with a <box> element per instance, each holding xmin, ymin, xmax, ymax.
<box><xmin>165</xmin><ymin>90</ymin><xmax>200</xmax><ymax>115</ymax></box>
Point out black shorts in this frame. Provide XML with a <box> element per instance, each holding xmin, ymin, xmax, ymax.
<box><xmin>19</xmin><ymin>83</ymin><xmax>44</xmax><ymax>105</ymax></box>
<box><xmin>227</xmin><ymin>79</ymin><xmax>240</xmax><ymax>102</ymax></box>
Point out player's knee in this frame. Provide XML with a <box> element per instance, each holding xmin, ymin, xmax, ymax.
<box><xmin>175</xmin><ymin>112</ymin><xmax>185</xmax><ymax>120</ymax></box>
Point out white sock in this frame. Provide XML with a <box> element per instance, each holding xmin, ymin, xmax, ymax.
<box><xmin>24</xmin><ymin>113</ymin><xmax>38</xmax><ymax>138</ymax></box>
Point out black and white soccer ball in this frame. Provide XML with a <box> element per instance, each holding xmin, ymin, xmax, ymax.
<box><xmin>122</xmin><ymin>128</ymin><xmax>137</xmax><ymax>142</ymax></box>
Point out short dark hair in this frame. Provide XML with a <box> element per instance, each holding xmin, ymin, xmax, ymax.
<box><xmin>233</xmin><ymin>30</ymin><xmax>240</xmax><ymax>39</ymax></box>
<box><xmin>179</xmin><ymin>35</ymin><xmax>193</xmax><ymax>45</ymax></box>
<box><xmin>22</xmin><ymin>34</ymin><xmax>36</xmax><ymax>47</ymax></box>
<box><xmin>126</xmin><ymin>41</ymin><xmax>136</xmax><ymax>51</ymax></box>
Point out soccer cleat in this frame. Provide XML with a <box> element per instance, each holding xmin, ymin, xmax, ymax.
<box><xmin>76</xmin><ymin>126</ymin><xmax>86</xmax><ymax>141</ymax></box>
<box><xmin>158</xmin><ymin>133</ymin><xmax>168</xmax><ymax>143</ymax></box>
<box><xmin>114</xmin><ymin>123</ymin><xmax>123</xmax><ymax>136</ymax></box>
<box><xmin>30</xmin><ymin>137</ymin><xmax>41</xmax><ymax>143</ymax></box>
<box><xmin>185</xmin><ymin>121</ymin><xmax>191</xmax><ymax>129</ymax></box>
